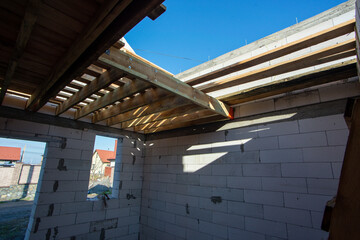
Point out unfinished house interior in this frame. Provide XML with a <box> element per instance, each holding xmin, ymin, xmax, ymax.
<box><xmin>1</xmin><ymin>0</ymin><xmax>360</xmax><ymax>239</ymax></box>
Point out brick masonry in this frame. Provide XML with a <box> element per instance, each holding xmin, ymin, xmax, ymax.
<box><xmin>141</xmin><ymin>114</ymin><xmax>348</xmax><ymax>240</ymax></box>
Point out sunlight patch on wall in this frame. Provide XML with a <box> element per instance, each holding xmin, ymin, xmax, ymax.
<box><xmin>182</xmin><ymin>152</ymin><xmax>227</xmax><ymax>173</ymax></box>
<box><xmin>187</xmin><ymin>139</ymin><xmax>252</xmax><ymax>151</ymax></box>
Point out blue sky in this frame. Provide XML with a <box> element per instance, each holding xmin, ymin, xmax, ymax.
<box><xmin>125</xmin><ymin>0</ymin><xmax>348</xmax><ymax>74</ymax></box>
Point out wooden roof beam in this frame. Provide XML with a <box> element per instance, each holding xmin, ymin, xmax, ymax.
<box><xmin>75</xmin><ymin>79</ymin><xmax>151</xmax><ymax>119</ymax></box>
<box><xmin>200</xmin><ymin>39</ymin><xmax>356</xmax><ymax>93</ymax></box>
<box><xmin>98</xmin><ymin>48</ymin><xmax>234</xmax><ymax>119</ymax></box>
<box><xmin>120</xmin><ymin>104</ymin><xmax>204</xmax><ymax>129</ymax></box>
<box><xmin>26</xmin><ymin>0</ymin><xmax>165</xmax><ymax>112</ymax></box>
<box><xmin>56</xmin><ymin>68</ymin><xmax>124</xmax><ymax>115</ymax></box>
<box><xmin>106</xmin><ymin>95</ymin><xmax>192</xmax><ymax>126</ymax></box>
<box><xmin>92</xmin><ymin>87</ymin><xmax>170</xmax><ymax>123</ymax></box>
<box><xmin>148</xmin><ymin>4</ymin><xmax>166</xmax><ymax>20</ymax></box>
<box><xmin>221</xmin><ymin>59</ymin><xmax>357</xmax><ymax>105</ymax></box>
<box><xmin>185</xmin><ymin>19</ymin><xmax>355</xmax><ymax>86</ymax></box>
<box><xmin>0</xmin><ymin>0</ymin><xmax>41</xmax><ymax>104</ymax></box>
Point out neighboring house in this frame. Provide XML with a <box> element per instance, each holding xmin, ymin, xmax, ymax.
<box><xmin>91</xmin><ymin>140</ymin><xmax>117</xmax><ymax>175</ymax></box>
<box><xmin>0</xmin><ymin>146</ymin><xmax>21</xmax><ymax>165</ymax></box>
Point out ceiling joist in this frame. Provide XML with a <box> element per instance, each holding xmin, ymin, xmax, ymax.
<box><xmin>98</xmin><ymin>48</ymin><xmax>234</xmax><ymax>119</ymax></box>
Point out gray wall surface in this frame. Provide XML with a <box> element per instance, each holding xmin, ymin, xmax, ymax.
<box><xmin>141</xmin><ymin>114</ymin><xmax>348</xmax><ymax>240</ymax></box>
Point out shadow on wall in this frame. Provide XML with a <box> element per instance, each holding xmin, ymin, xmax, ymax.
<box><xmin>142</xmin><ymin>110</ymin><xmax>348</xmax><ymax>239</ymax></box>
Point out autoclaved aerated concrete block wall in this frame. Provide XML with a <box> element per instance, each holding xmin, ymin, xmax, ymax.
<box><xmin>141</xmin><ymin>113</ymin><xmax>348</xmax><ymax>240</ymax></box>
<box><xmin>0</xmin><ymin>117</ymin><xmax>144</xmax><ymax>240</ymax></box>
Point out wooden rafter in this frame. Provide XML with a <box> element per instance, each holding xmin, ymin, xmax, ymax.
<box><xmin>92</xmin><ymin>87</ymin><xmax>170</xmax><ymax>123</ymax></box>
<box><xmin>143</xmin><ymin>114</ymin><xmax>225</xmax><ymax>134</ymax></box>
<box><xmin>98</xmin><ymin>48</ymin><xmax>233</xmax><ymax>119</ymax></box>
<box><xmin>26</xmin><ymin>0</ymin><xmax>165</xmax><ymax>112</ymax></box>
<box><xmin>0</xmin><ymin>0</ymin><xmax>41</xmax><ymax>104</ymax></box>
<box><xmin>56</xmin><ymin>68</ymin><xmax>124</xmax><ymax>115</ymax></box>
<box><xmin>75</xmin><ymin>79</ymin><xmax>151</xmax><ymax>119</ymax></box>
<box><xmin>120</xmin><ymin>104</ymin><xmax>204</xmax><ymax>129</ymax></box>
<box><xmin>200</xmin><ymin>39</ymin><xmax>355</xmax><ymax>93</ymax></box>
<box><xmin>106</xmin><ymin>95</ymin><xmax>192</xmax><ymax>126</ymax></box>
<box><xmin>185</xmin><ymin>19</ymin><xmax>355</xmax><ymax>86</ymax></box>
<box><xmin>221</xmin><ymin>60</ymin><xmax>357</xmax><ymax>105</ymax></box>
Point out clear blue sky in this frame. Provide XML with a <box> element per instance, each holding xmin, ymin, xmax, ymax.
<box><xmin>125</xmin><ymin>0</ymin><xmax>348</xmax><ymax>74</ymax></box>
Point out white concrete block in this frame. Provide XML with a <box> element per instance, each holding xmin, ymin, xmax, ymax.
<box><xmin>176</xmin><ymin>194</ymin><xmax>199</xmax><ymax>207</ymax></box>
<box><xmin>245</xmin><ymin>217</ymin><xmax>287</xmax><ymax>238</ymax></box>
<box><xmin>260</xmin><ymin>149</ymin><xmax>303</xmax><ymax>163</ymax></box>
<box><xmin>303</xmin><ymin>146</ymin><xmax>346</xmax><ymax>162</ymax></box>
<box><xmin>57</xmin><ymin>223</ymin><xmax>91</xmax><ymax>238</ymax></box>
<box><xmin>227</xmin><ymin>176</ymin><xmax>262</xmax><ymax>190</ymax></box>
<box><xmin>245</xmin><ymin>136</ymin><xmax>279</xmax><ymax>151</ymax></box>
<box><xmin>258</xmin><ymin>120</ymin><xmax>299</xmax><ymax>137</ymax></box>
<box><xmin>65</xmin><ymin>138</ymin><xmax>94</xmax><ymax>151</ymax></box>
<box><xmin>310</xmin><ymin>211</ymin><xmax>324</xmax><ymax>229</ymax></box>
<box><xmin>198</xmin><ymin>131</ymin><xmax>226</xmax><ymax>144</ymax></box>
<box><xmin>198</xmin><ymin>197</ymin><xmax>227</xmax><ymax>213</ymax></box>
<box><xmin>243</xmin><ymin>164</ymin><xmax>281</xmax><ymax>177</ymax></box>
<box><xmin>49</xmin><ymin>126</ymin><xmax>82</xmax><ymax>139</ymax></box>
<box><xmin>307</xmin><ymin>178</ymin><xmax>339</xmax><ymax>196</ymax></box>
<box><xmin>175</xmin><ymin>215</ymin><xmax>198</xmax><ymax>231</ymax></box>
<box><xmin>237</xmin><ymin>100</ymin><xmax>275</xmax><ymax>118</ymax></box>
<box><xmin>281</xmin><ymin>163</ymin><xmax>333</xmax><ymax>178</ymax></box>
<box><xmin>187</xmin><ymin>185</ymin><xmax>212</xmax><ymax>198</ymax></box>
<box><xmin>326</xmin><ymin>129</ymin><xmax>349</xmax><ymax>146</ymax></box>
<box><xmin>279</xmin><ymin>132</ymin><xmax>327</xmax><ymax>148</ymax></box>
<box><xmin>177</xmin><ymin>134</ymin><xmax>199</xmax><ymax>146</ymax></box>
<box><xmin>319</xmin><ymin>81</ymin><xmax>360</xmax><ymax>102</ymax></box>
<box><xmin>212</xmin><ymin>211</ymin><xmax>245</xmax><ymax>229</ymax></box>
<box><xmin>212</xmin><ymin>164</ymin><xmax>243</xmax><ymax>176</ymax></box>
<box><xmin>76</xmin><ymin>211</ymin><xmax>105</xmax><ymax>224</ymax></box>
<box><xmin>199</xmin><ymin>220</ymin><xmax>227</xmax><ymax>238</ymax></box>
<box><xmin>165</xmin><ymin>223</ymin><xmax>186</xmax><ymax>238</ymax></box>
<box><xmin>188</xmin><ymin>205</ymin><xmax>213</xmax><ymax>221</ymax></box>
<box><xmin>212</xmin><ymin>187</ymin><xmax>244</xmax><ymax>202</ymax></box>
<box><xmin>158</xmin><ymin>173</ymin><xmax>176</xmax><ymax>183</ymax></box>
<box><xmin>221</xmin><ymin>151</ymin><xmax>260</xmax><ymax>164</ymax></box>
<box><xmin>262</xmin><ymin>177</ymin><xmax>307</xmax><ymax>193</ymax></box>
<box><xmin>156</xmin><ymin>210</ymin><xmax>175</xmax><ymax>224</ymax></box>
<box><xmin>287</xmin><ymin>224</ymin><xmax>328</xmax><ymax>240</ymax></box>
<box><xmin>332</xmin><ymin>162</ymin><xmax>343</xmax><ymax>179</ymax></box>
<box><xmin>225</xmin><ymin>126</ymin><xmax>258</xmax><ymax>141</ymax></box>
<box><xmin>46</xmin><ymin>147</ymin><xmax>82</xmax><ymax>160</ymax></box>
<box><xmin>228</xmin><ymin>201</ymin><xmax>263</xmax><ymax>218</ymax></box>
<box><xmin>105</xmin><ymin>208</ymin><xmax>130</xmax><ymax>219</ymax></box>
<box><xmin>284</xmin><ymin>193</ymin><xmax>332</xmax><ymax>211</ymax></box>
<box><xmin>244</xmin><ymin>190</ymin><xmax>283</xmax><ymax>206</ymax></box>
<box><xmin>200</xmin><ymin>176</ymin><xmax>226</xmax><ymax>187</ymax></box>
<box><xmin>298</xmin><ymin>114</ymin><xmax>347</xmax><ymax>133</ymax></box>
<box><xmin>264</xmin><ymin>206</ymin><xmax>312</xmax><ymax>227</ymax></box>
<box><xmin>6</xmin><ymin>119</ymin><xmax>49</xmax><ymax>135</ymax></box>
<box><xmin>117</xmin><ymin>215</ymin><xmax>139</xmax><ymax>227</ymax></box>
<box><xmin>37</xmin><ymin>192</ymin><xmax>75</xmax><ymax>204</ymax></box>
<box><xmin>229</xmin><ymin>227</ymin><xmax>265</xmax><ymax>240</ymax></box>
<box><xmin>274</xmin><ymin>91</ymin><xmax>320</xmax><ymax>111</ymax></box>
<box><xmin>186</xmin><ymin>229</ymin><xmax>212</xmax><ymax>240</ymax></box>
<box><xmin>60</xmin><ymin>202</ymin><xmax>93</xmax><ymax>214</ymax></box>
<box><xmin>38</xmin><ymin>214</ymin><xmax>76</xmax><ymax>230</ymax></box>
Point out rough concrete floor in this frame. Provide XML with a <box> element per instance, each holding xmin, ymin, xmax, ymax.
<box><xmin>0</xmin><ymin>201</ymin><xmax>33</xmax><ymax>240</ymax></box>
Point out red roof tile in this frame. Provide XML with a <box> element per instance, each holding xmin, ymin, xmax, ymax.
<box><xmin>0</xmin><ymin>146</ymin><xmax>21</xmax><ymax>161</ymax></box>
<box><xmin>94</xmin><ymin>140</ymin><xmax>118</xmax><ymax>163</ymax></box>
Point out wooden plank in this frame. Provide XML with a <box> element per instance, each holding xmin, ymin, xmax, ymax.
<box><xmin>186</xmin><ymin>19</ymin><xmax>355</xmax><ymax>86</ymax></box>
<box><xmin>221</xmin><ymin>60</ymin><xmax>357</xmax><ymax>105</ymax></box>
<box><xmin>106</xmin><ymin>95</ymin><xmax>192</xmax><ymax>126</ymax></box>
<box><xmin>200</xmin><ymin>39</ymin><xmax>356</xmax><ymax>93</ymax></box>
<box><xmin>329</xmin><ymin>98</ymin><xmax>360</xmax><ymax>239</ymax></box>
<box><xmin>56</xmin><ymin>68</ymin><xmax>124</xmax><ymax>115</ymax></box>
<box><xmin>148</xmin><ymin>4</ymin><xmax>166</xmax><ymax>20</ymax></box>
<box><xmin>92</xmin><ymin>87</ymin><xmax>170</xmax><ymax>123</ymax></box>
<box><xmin>99</xmin><ymin>48</ymin><xmax>233</xmax><ymax>119</ymax></box>
<box><xmin>0</xmin><ymin>0</ymin><xmax>41</xmax><ymax>104</ymax></box>
<box><xmin>120</xmin><ymin>104</ymin><xmax>204</xmax><ymax>129</ymax></box>
<box><xmin>0</xmin><ymin>105</ymin><xmax>144</xmax><ymax>140</ymax></box>
<box><xmin>143</xmin><ymin>114</ymin><xmax>225</xmax><ymax>134</ymax></box>
<box><xmin>26</xmin><ymin>0</ymin><xmax>165</xmax><ymax>112</ymax></box>
<box><xmin>75</xmin><ymin>79</ymin><xmax>151</xmax><ymax>119</ymax></box>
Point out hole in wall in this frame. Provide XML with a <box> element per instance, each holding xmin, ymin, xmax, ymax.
<box><xmin>87</xmin><ymin>135</ymin><xmax>122</xmax><ymax>200</ymax></box>
<box><xmin>0</xmin><ymin>137</ymin><xmax>46</xmax><ymax>240</ymax></box>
